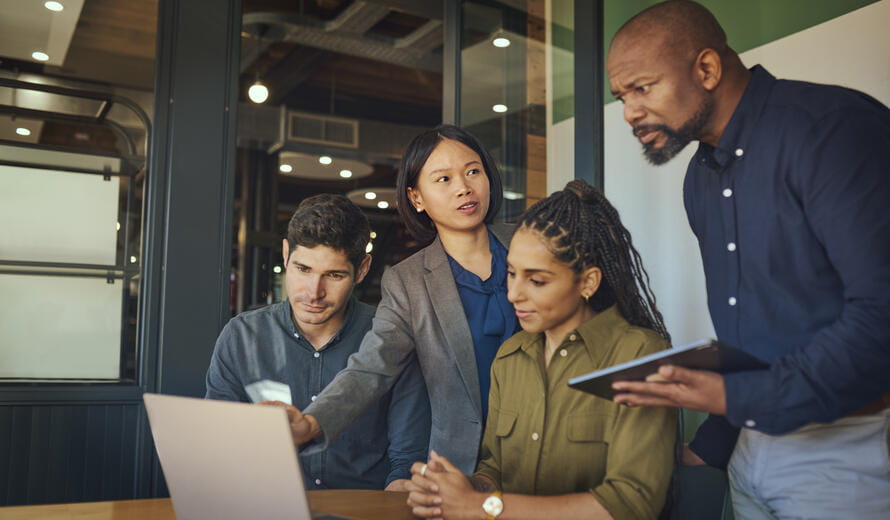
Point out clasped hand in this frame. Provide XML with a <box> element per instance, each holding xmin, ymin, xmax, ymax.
<box><xmin>405</xmin><ymin>450</ymin><xmax>485</xmax><ymax>520</ymax></box>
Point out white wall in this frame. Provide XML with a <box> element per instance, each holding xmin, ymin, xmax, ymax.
<box><xmin>604</xmin><ymin>0</ymin><xmax>890</xmax><ymax>344</ymax></box>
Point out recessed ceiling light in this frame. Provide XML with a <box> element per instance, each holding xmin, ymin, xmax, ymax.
<box><xmin>130</xmin><ymin>255</ymin><xmax>138</xmax><ymax>264</ymax></box>
<box><xmin>492</xmin><ymin>104</ymin><xmax>508</xmax><ymax>113</ymax></box>
<box><xmin>364</xmin><ymin>192</ymin><xmax>377</xmax><ymax>200</ymax></box>
<box><xmin>15</xmin><ymin>127</ymin><xmax>31</xmax><ymax>136</ymax></box>
<box><xmin>272</xmin><ymin>265</ymin><xmax>282</xmax><ymax>274</ymax></box>
<box><xmin>492</xmin><ymin>37</ymin><xmax>511</xmax><ymax>48</ymax></box>
<box><xmin>503</xmin><ymin>190</ymin><xmax>525</xmax><ymax>200</ymax></box>
<box><xmin>247</xmin><ymin>81</ymin><xmax>268</xmax><ymax>103</ymax></box>
<box><xmin>279</xmin><ymin>164</ymin><xmax>293</xmax><ymax>173</ymax></box>
<box><xmin>377</xmin><ymin>201</ymin><xmax>390</xmax><ymax>209</ymax></box>
<box><xmin>116</xmin><ymin>222</ymin><xmax>121</xmax><ymax>231</ymax></box>
<box><xmin>370</xmin><ymin>231</ymin><xmax>377</xmax><ymax>239</ymax></box>
<box><xmin>339</xmin><ymin>169</ymin><xmax>353</xmax><ymax>178</ymax></box>
<box><xmin>319</xmin><ymin>156</ymin><xmax>332</xmax><ymax>165</ymax></box>
<box><xmin>44</xmin><ymin>1</ymin><xmax>64</xmax><ymax>11</ymax></box>
<box><xmin>32</xmin><ymin>51</ymin><xmax>50</xmax><ymax>62</ymax></box>
<box><xmin>365</xmin><ymin>242</ymin><xmax>373</xmax><ymax>253</ymax></box>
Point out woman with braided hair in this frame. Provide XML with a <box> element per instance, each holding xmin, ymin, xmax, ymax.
<box><xmin>407</xmin><ymin>180</ymin><xmax>677</xmax><ymax>520</ymax></box>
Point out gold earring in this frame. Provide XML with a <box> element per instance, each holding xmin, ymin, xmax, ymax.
<box><xmin>583</xmin><ymin>293</ymin><xmax>590</xmax><ymax>303</ymax></box>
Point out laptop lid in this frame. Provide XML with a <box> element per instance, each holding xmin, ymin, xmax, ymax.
<box><xmin>143</xmin><ymin>393</ymin><xmax>313</xmax><ymax>520</ymax></box>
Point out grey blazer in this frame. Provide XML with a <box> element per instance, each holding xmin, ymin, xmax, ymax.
<box><xmin>305</xmin><ymin>225</ymin><xmax>513</xmax><ymax>474</ymax></box>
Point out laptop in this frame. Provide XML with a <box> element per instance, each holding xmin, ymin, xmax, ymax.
<box><xmin>143</xmin><ymin>393</ymin><xmax>351</xmax><ymax>520</ymax></box>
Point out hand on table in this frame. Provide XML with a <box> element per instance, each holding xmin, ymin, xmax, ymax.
<box><xmin>611</xmin><ymin>365</ymin><xmax>727</xmax><ymax>416</ymax></box>
<box><xmin>406</xmin><ymin>451</ymin><xmax>483</xmax><ymax>520</ymax></box>
<box><xmin>258</xmin><ymin>401</ymin><xmax>319</xmax><ymax>445</ymax></box>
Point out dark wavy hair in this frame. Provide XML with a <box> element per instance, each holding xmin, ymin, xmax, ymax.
<box><xmin>286</xmin><ymin>193</ymin><xmax>370</xmax><ymax>272</ymax></box>
<box><xmin>396</xmin><ymin>125</ymin><xmax>503</xmax><ymax>242</ymax></box>
<box><xmin>517</xmin><ymin>180</ymin><xmax>670</xmax><ymax>341</ymax></box>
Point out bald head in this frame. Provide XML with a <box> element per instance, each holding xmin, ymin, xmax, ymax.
<box><xmin>612</xmin><ymin>0</ymin><xmax>729</xmax><ymax>63</ymax></box>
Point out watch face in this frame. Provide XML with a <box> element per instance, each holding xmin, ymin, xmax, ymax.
<box><xmin>482</xmin><ymin>495</ymin><xmax>504</xmax><ymax>517</ymax></box>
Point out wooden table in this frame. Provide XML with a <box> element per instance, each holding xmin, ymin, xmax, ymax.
<box><xmin>0</xmin><ymin>490</ymin><xmax>416</xmax><ymax>520</ymax></box>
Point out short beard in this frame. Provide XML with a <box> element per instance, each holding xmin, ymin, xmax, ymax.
<box><xmin>636</xmin><ymin>96</ymin><xmax>714</xmax><ymax>165</ymax></box>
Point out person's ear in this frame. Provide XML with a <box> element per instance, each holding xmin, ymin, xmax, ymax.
<box><xmin>354</xmin><ymin>254</ymin><xmax>372</xmax><ymax>285</ymax></box>
<box><xmin>407</xmin><ymin>187</ymin><xmax>424</xmax><ymax>213</ymax></box>
<box><xmin>281</xmin><ymin>238</ymin><xmax>291</xmax><ymax>266</ymax></box>
<box><xmin>695</xmin><ymin>48</ymin><xmax>722</xmax><ymax>92</ymax></box>
<box><xmin>580</xmin><ymin>266</ymin><xmax>603</xmax><ymax>302</ymax></box>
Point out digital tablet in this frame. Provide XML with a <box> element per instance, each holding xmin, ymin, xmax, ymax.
<box><xmin>567</xmin><ymin>339</ymin><xmax>769</xmax><ymax>400</ymax></box>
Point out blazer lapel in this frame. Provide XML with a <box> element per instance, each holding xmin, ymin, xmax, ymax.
<box><xmin>422</xmin><ymin>237</ymin><xmax>483</xmax><ymax>419</ymax></box>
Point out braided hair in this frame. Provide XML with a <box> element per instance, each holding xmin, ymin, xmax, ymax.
<box><xmin>517</xmin><ymin>180</ymin><xmax>670</xmax><ymax>341</ymax></box>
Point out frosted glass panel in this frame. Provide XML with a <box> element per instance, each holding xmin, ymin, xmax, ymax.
<box><xmin>0</xmin><ymin>165</ymin><xmax>119</xmax><ymax>265</ymax></box>
<box><xmin>0</xmin><ymin>274</ymin><xmax>122</xmax><ymax>379</ymax></box>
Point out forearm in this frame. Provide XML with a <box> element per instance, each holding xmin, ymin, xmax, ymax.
<box><xmin>496</xmin><ymin>492</ymin><xmax>612</xmax><ymax>520</ymax></box>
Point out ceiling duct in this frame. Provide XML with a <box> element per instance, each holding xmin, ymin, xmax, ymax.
<box><xmin>242</xmin><ymin>3</ymin><xmax>443</xmax><ymax>73</ymax></box>
<box><xmin>286</xmin><ymin>111</ymin><xmax>358</xmax><ymax>149</ymax></box>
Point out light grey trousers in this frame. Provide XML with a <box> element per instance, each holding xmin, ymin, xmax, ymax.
<box><xmin>728</xmin><ymin>410</ymin><xmax>890</xmax><ymax>519</ymax></box>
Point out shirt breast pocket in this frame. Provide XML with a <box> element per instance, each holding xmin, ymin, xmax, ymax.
<box><xmin>496</xmin><ymin>410</ymin><xmax>518</xmax><ymax>438</ymax></box>
<box><xmin>565</xmin><ymin>412</ymin><xmax>612</xmax><ymax>484</ymax></box>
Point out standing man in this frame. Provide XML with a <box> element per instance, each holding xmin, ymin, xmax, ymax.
<box><xmin>205</xmin><ymin>193</ymin><xmax>430</xmax><ymax>492</ymax></box>
<box><xmin>606</xmin><ymin>1</ymin><xmax>890</xmax><ymax>518</ymax></box>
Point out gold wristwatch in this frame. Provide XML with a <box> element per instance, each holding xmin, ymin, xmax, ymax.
<box><xmin>482</xmin><ymin>490</ymin><xmax>503</xmax><ymax>519</ymax></box>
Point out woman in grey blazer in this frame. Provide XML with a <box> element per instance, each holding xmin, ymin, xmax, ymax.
<box><xmin>292</xmin><ymin>125</ymin><xmax>517</xmax><ymax>478</ymax></box>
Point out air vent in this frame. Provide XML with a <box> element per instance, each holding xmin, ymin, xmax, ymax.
<box><xmin>286</xmin><ymin>111</ymin><xmax>359</xmax><ymax>149</ymax></box>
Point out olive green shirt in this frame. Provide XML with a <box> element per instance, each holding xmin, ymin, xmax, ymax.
<box><xmin>474</xmin><ymin>306</ymin><xmax>677</xmax><ymax>520</ymax></box>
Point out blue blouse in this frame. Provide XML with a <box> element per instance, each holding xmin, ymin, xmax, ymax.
<box><xmin>447</xmin><ymin>231</ymin><xmax>519</xmax><ymax>421</ymax></box>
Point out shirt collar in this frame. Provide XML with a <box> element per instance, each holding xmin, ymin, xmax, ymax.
<box><xmin>694</xmin><ymin>65</ymin><xmax>777</xmax><ymax>170</ymax></box>
<box><xmin>281</xmin><ymin>296</ymin><xmax>358</xmax><ymax>348</ymax></box>
<box><xmin>497</xmin><ymin>305</ymin><xmax>630</xmax><ymax>361</ymax></box>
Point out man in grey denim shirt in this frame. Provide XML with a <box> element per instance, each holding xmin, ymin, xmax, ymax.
<box><xmin>205</xmin><ymin>194</ymin><xmax>430</xmax><ymax>491</ymax></box>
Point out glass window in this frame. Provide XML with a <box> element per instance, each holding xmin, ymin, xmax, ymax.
<box><xmin>0</xmin><ymin>1</ymin><xmax>156</xmax><ymax>382</ymax></box>
<box><xmin>461</xmin><ymin>0</ymin><xmax>574</xmax><ymax>219</ymax></box>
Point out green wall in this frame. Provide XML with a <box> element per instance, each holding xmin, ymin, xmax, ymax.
<box><xmin>554</xmin><ymin>0</ymin><xmax>881</xmax><ymax>122</ymax></box>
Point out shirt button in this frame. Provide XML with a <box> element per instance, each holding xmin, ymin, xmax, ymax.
<box><xmin>314</xmin><ymin>478</ymin><xmax>322</xmax><ymax>486</ymax></box>
<box><xmin>560</xmin><ymin>349</ymin><xmax>568</xmax><ymax>357</ymax></box>
<box><xmin>728</xmin><ymin>297</ymin><xmax>737</xmax><ymax>306</ymax></box>
<box><xmin>531</xmin><ymin>432</ymin><xmax>539</xmax><ymax>441</ymax></box>
<box><xmin>311</xmin><ymin>395</ymin><xmax>317</xmax><ymax>402</ymax></box>
<box><xmin>313</xmin><ymin>352</ymin><xmax>320</xmax><ymax>358</ymax></box>
<box><xmin>745</xmin><ymin>419</ymin><xmax>756</xmax><ymax>428</ymax></box>
<box><xmin>722</xmin><ymin>188</ymin><xmax>733</xmax><ymax>198</ymax></box>
<box><xmin>727</xmin><ymin>242</ymin><xmax>737</xmax><ymax>252</ymax></box>
<box><xmin>568</xmin><ymin>334</ymin><xmax>577</xmax><ymax>341</ymax></box>
<box><xmin>735</xmin><ymin>148</ymin><xmax>744</xmax><ymax>157</ymax></box>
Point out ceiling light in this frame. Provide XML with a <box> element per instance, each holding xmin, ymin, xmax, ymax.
<box><xmin>272</xmin><ymin>265</ymin><xmax>282</xmax><ymax>274</ymax></box>
<box><xmin>365</xmin><ymin>242</ymin><xmax>373</xmax><ymax>253</ymax></box>
<box><xmin>377</xmin><ymin>201</ymin><xmax>390</xmax><ymax>209</ymax></box>
<box><xmin>364</xmin><ymin>192</ymin><xmax>377</xmax><ymax>200</ymax></box>
<box><xmin>44</xmin><ymin>1</ymin><xmax>64</xmax><ymax>11</ymax></box>
<box><xmin>503</xmin><ymin>190</ymin><xmax>525</xmax><ymax>200</ymax></box>
<box><xmin>32</xmin><ymin>51</ymin><xmax>50</xmax><ymax>62</ymax></box>
<box><xmin>370</xmin><ymin>231</ymin><xmax>377</xmax><ymax>239</ymax></box>
<box><xmin>492</xmin><ymin>104</ymin><xmax>508</xmax><ymax>113</ymax></box>
<box><xmin>130</xmin><ymin>256</ymin><xmax>138</xmax><ymax>264</ymax></box>
<box><xmin>492</xmin><ymin>37</ymin><xmax>511</xmax><ymax>48</ymax></box>
<box><xmin>318</xmin><ymin>156</ymin><xmax>332</xmax><ymax>165</ymax></box>
<box><xmin>15</xmin><ymin>127</ymin><xmax>31</xmax><ymax>136</ymax></box>
<box><xmin>116</xmin><ymin>222</ymin><xmax>121</xmax><ymax>231</ymax></box>
<box><xmin>279</xmin><ymin>164</ymin><xmax>293</xmax><ymax>173</ymax></box>
<box><xmin>339</xmin><ymin>169</ymin><xmax>353</xmax><ymax>178</ymax></box>
<box><xmin>247</xmin><ymin>81</ymin><xmax>269</xmax><ymax>103</ymax></box>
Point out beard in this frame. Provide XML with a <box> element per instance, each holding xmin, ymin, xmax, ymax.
<box><xmin>635</xmin><ymin>96</ymin><xmax>714</xmax><ymax>165</ymax></box>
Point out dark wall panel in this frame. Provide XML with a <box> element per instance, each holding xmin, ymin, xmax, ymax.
<box><xmin>0</xmin><ymin>405</ymin><xmax>140</xmax><ymax>506</ymax></box>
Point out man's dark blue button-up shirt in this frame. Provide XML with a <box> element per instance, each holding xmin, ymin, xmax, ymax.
<box><xmin>684</xmin><ymin>66</ymin><xmax>890</xmax><ymax>468</ymax></box>
<box><xmin>205</xmin><ymin>298</ymin><xmax>431</xmax><ymax>489</ymax></box>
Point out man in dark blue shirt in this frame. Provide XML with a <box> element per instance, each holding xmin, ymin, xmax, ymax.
<box><xmin>205</xmin><ymin>194</ymin><xmax>430</xmax><ymax>491</ymax></box>
<box><xmin>606</xmin><ymin>1</ymin><xmax>890</xmax><ymax>517</ymax></box>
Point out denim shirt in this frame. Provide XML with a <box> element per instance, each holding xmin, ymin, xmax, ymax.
<box><xmin>684</xmin><ymin>66</ymin><xmax>890</xmax><ymax>467</ymax></box>
<box><xmin>205</xmin><ymin>298</ymin><xmax>431</xmax><ymax>488</ymax></box>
